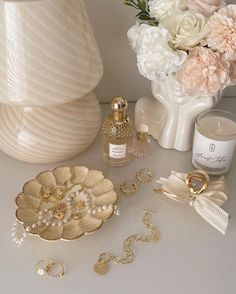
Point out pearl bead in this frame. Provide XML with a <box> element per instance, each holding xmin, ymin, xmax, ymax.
<box><xmin>189</xmin><ymin>200</ymin><xmax>194</xmax><ymax>207</ymax></box>
<box><xmin>63</xmin><ymin>219</ymin><xmax>68</xmax><ymax>224</ymax></box>
<box><xmin>11</xmin><ymin>232</ymin><xmax>15</xmax><ymax>237</ymax></box>
<box><xmin>92</xmin><ymin>210</ymin><xmax>96</xmax><ymax>215</ymax></box>
<box><xmin>38</xmin><ymin>215</ymin><xmax>43</xmax><ymax>220</ymax></box>
<box><xmin>46</xmin><ymin>221</ymin><xmax>51</xmax><ymax>226</ymax></box>
<box><xmin>26</xmin><ymin>227</ymin><xmax>31</xmax><ymax>232</ymax></box>
<box><xmin>43</xmin><ymin>209</ymin><xmax>48</xmax><ymax>213</ymax></box>
<box><xmin>58</xmin><ymin>221</ymin><xmax>63</xmax><ymax>226</ymax></box>
<box><xmin>37</xmin><ymin>269</ymin><xmax>45</xmax><ymax>276</ymax></box>
<box><xmin>32</xmin><ymin>224</ymin><xmax>37</xmax><ymax>229</ymax></box>
<box><xmin>102</xmin><ymin>205</ymin><xmax>107</xmax><ymax>210</ymax></box>
<box><xmin>42</xmin><ymin>219</ymin><xmax>47</xmax><ymax>224</ymax></box>
<box><xmin>108</xmin><ymin>204</ymin><xmax>113</xmax><ymax>209</ymax></box>
<box><xmin>87</xmin><ymin>209</ymin><xmax>91</xmax><ymax>214</ymax></box>
<box><xmin>38</xmin><ymin>211</ymin><xmax>43</xmax><ymax>216</ymax></box>
<box><xmin>51</xmin><ymin>222</ymin><xmax>56</xmax><ymax>227</ymax></box>
<box><xmin>97</xmin><ymin>208</ymin><xmax>102</xmax><ymax>213</ymax></box>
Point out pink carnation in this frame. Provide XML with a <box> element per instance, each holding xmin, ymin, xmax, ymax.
<box><xmin>187</xmin><ymin>0</ymin><xmax>226</xmax><ymax>17</ymax></box>
<box><xmin>176</xmin><ymin>47</ymin><xmax>230</xmax><ymax>96</ymax></box>
<box><xmin>230</xmin><ymin>61</ymin><xmax>236</xmax><ymax>86</ymax></box>
<box><xmin>207</xmin><ymin>5</ymin><xmax>236</xmax><ymax>60</ymax></box>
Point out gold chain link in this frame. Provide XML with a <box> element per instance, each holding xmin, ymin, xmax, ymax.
<box><xmin>93</xmin><ymin>211</ymin><xmax>160</xmax><ymax>275</ymax></box>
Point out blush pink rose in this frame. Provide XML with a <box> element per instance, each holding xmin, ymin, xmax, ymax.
<box><xmin>230</xmin><ymin>61</ymin><xmax>236</xmax><ymax>86</ymax></box>
<box><xmin>187</xmin><ymin>0</ymin><xmax>226</xmax><ymax>16</ymax></box>
<box><xmin>207</xmin><ymin>5</ymin><xmax>236</xmax><ymax>61</ymax></box>
<box><xmin>176</xmin><ymin>46</ymin><xmax>230</xmax><ymax>96</ymax></box>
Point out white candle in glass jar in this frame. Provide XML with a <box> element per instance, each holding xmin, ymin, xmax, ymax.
<box><xmin>192</xmin><ymin>110</ymin><xmax>236</xmax><ymax>175</ymax></box>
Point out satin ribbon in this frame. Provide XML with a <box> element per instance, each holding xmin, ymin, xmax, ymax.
<box><xmin>155</xmin><ymin>171</ymin><xmax>229</xmax><ymax>235</ymax></box>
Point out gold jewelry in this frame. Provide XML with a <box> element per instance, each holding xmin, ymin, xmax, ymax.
<box><xmin>35</xmin><ymin>259</ymin><xmax>53</xmax><ymax>276</ymax></box>
<box><xmin>136</xmin><ymin>168</ymin><xmax>153</xmax><ymax>183</ymax></box>
<box><xmin>120</xmin><ymin>181</ymin><xmax>138</xmax><ymax>196</ymax></box>
<box><xmin>186</xmin><ymin>170</ymin><xmax>209</xmax><ymax>195</ymax></box>
<box><xmin>35</xmin><ymin>259</ymin><xmax>64</xmax><ymax>278</ymax></box>
<box><xmin>47</xmin><ymin>262</ymin><xmax>65</xmax><ymax>278</ymax></box>
<box><xmin>93</xmin><ymin>210</ymin><xmax>160</xmax><ymax>275</ymax></box>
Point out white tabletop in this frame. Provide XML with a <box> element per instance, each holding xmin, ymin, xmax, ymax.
<box><xmin>0</xmin><ymin>99</ymin><xmax>236</xmax><ymax>294</ymax></box>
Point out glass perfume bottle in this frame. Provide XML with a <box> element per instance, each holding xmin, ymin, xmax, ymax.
<box><xmin>102</xmin><ymin>97</ymin><xmax>134</xmax><ymax>166</ymax></box>
<box><xmin>133</xmin><ymin>124</ymin><xmax>151</xmax><ymax>157</ymax></box>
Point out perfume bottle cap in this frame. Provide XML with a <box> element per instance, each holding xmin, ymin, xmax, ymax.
<box><xmin>138</xmin><ymin>124</ymin><xmax>149</xmax><ymax>133</ymax></box>
<box><xmin>111</xmin><ymin>97</ymin><xmax>128</xmax><ymax>121</ymax></box>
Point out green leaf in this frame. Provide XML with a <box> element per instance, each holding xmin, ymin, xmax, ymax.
<box><xmin>137</xmin><ymin>0</ymin><xmax>146</xmax><ymax>11</ymax></box>
<box><xmin>138</xmin><ymin>14</ymin><xmax>152</xmax><ymax>20</ymax></box>
<box><xmin>124</xmin><ymin>2</ymin><xmax>138</xmax><ymax>8</ymax></box>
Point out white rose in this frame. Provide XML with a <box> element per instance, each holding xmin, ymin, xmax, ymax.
<box><xmin>163</xmin><ymin>11</ymin><xmax>208</xmax><ymax>50</ymax></box>
<box><xmin>128</xmin><ymin>24</ymin><xmax>187</xmax><ymax>80</ymax></box>
<box><xmin>149</xmin><ymin>0</ymin><xmax>188</xmax><ymax>21</ymax></box>
<box><xmin>127</xmin><ymin>23</ymin><xmax>141</xmax><ymax>53</ymax></box>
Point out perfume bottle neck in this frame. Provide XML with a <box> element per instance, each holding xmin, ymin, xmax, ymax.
<box><xmin>112</xmin><ymin>111</ymin><xmax>126</xmax><ymax>121</ymax></box>
<box><xmin>137</xmin><ymin>132</ymin><xmax>148</xmax><ymax>142</ymax></box>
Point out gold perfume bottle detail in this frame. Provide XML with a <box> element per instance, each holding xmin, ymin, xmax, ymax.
<box><xmin>133</xmin><ymin>124</ymin><xmax>151</xmax><ymax>158</ymax></box>
<box><xmin>102</xmin><ymin>97</ymin><xmax>133</xmax><ymax>166</ymax></box>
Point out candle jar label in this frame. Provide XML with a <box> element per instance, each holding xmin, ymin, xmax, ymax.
<box><xmin>192</xmin><ymin>128</ymin><xmax>236</xmax><ymax>175</ymax></box>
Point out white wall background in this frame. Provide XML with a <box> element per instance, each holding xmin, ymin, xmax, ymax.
<box><xmin>85</xmin><ymin>0</ymin><xmax>236</xmax><ymax>103</ymax></box>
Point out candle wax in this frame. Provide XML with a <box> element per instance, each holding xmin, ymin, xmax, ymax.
<box><xmin>198</xmin><ymin>116</ymin><xmax>236</xmax><ymax>139</ymax></box>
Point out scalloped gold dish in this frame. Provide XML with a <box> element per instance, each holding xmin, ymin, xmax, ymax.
<box><xmin>15</xmin><ymin>166</ymin><xmax>118</xmax><ymax>241</ymax></box>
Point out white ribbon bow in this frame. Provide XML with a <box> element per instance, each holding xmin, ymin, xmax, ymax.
<box><xmin>156</xmin><ymin>171</ymin><xmax>229</xmax><ymax>235</ymax></box>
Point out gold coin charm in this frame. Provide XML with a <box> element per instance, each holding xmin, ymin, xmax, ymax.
<box><xmin>75</xmin><ymin>201</ymin><xmax>86</xmax><ymax>210</ymax></box>
<box><xmin>43</xmin><ymin>188</ymin><xmax>52</xmax><ymax>200</ymax></box>
<box><xmin>54</xmin><ymin>204</ymin><xmax>66</xmax><ymax>220</ymax></box>
<box><xmin>94</xmin><ymin>260</ymin><xmax>109</xmax><ymax>275</ymax></box>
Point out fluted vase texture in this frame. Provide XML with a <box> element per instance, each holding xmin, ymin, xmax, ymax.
<box><xmin>0</xmin><ymin>0</ymin><xmax>103</xmax><ymax>163</ymax></box>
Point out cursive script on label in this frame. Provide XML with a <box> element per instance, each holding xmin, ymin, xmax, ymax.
<box><xmin>195</xmin><ymin>153</ymin><xmax>227</xmax><ymax>163</ymax></box>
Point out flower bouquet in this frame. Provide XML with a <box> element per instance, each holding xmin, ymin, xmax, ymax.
<box><xmin>125</xmin><ymin>0</ymin><xmax>236</xmax><ymax>96</ymax></box>
<box><xmin>125</xmin><ymin>0</ymin><xmax>236</xmax><ymax>151</ymax></box>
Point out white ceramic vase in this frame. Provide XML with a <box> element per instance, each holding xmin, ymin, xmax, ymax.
<box><xmin>135</xmin><ymin>74</ymin><xmax>221</xmax><ymax>151</ymax></box>
<box><xmin>0</xmin><ymin>0</ymin><xmax>103</xmax><ymax>163</ymax></box>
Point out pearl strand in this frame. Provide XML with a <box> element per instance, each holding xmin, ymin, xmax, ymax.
<box><xmin>11</xmin><ymin>221</ymin><xmax>27</xmax><ymax>247</ymax></box>
<box><xmin>91</xmin><ymin>204</ymin><xmax>114</xmax><ymax>215</ymax></box>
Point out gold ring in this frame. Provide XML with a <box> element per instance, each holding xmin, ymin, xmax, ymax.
<box><xmin>46</xmin><ymin>262</ymin><xmax>65</xmax><ymax>278</ymax></box>
<box><xmin>120</xmin><ymin>181</ymin><xmax>138</xmax><ymax>196</ymax></box>
<box><xmin>35</xmin><ymin>259</ymin><xmax>53</xmax><ymax>276</ymax></box>
<box><xmin>136</xmin><ymin>168</ymin><xmax>153</xmax><ymax>184</ymax></box>
<box><xmin>186</xmin><ymin>170</ymin><xmax>209</xmax><ymax>195</ymax></box>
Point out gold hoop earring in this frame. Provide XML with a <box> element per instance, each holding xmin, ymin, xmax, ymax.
<box><xmin>120</xmin><ymin>181</ymin><xmax>138</xmax><ymax>196</ymax></box>
<box><xmin>136</xmin><ymin>168</ymin><xmax>153</xmax><ymax>184</ymax></box>
<box><xmin>47</xmin><ymin>262</ymin><xmax>65</xmax><ymax>278</ymax></box>
<box><xmin>35</xmin><ymin>259</ymin><xmax>65</xmax><ymax>278</ymax></box>
<box><xmin>35</xmin><ymin>259</ymin><xmax>53</xmax><ymax>276</ymax></box>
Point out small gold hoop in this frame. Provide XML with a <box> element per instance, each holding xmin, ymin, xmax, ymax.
<box><xmin>120</xmin><ymin>181</ymin><xmax>138</xmax><ymax>196</ymax></box>
<box><xmin>136</xmin><ymin>168</ymin><xmax>153</xmax><ymax>184</ymax></box>
<box><xmin>46</xmin><ymin>262</ymin><xmax>65</xmax><ymax>278</ymax></box>
<box><xmin>35</xmin><ymin>259</ymin><xmax>53</xmax><ymax>276</ymax></box>
<box><xmin>186</xmin><ymin>170</ymin><xmax>209</xmax><ymax>195</ymax></box>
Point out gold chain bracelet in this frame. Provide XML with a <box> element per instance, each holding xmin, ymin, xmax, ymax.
<box><xmin>93</xmin><ymin>210</ymin><xmax>160</xmax><ymax>275</ymax></box>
